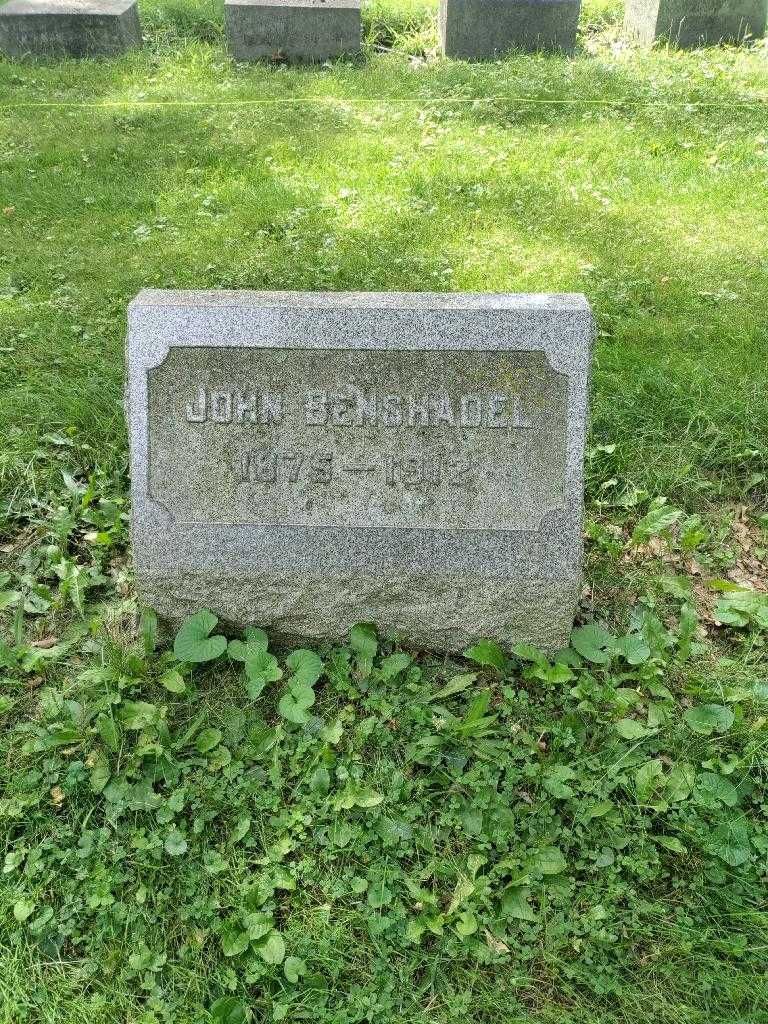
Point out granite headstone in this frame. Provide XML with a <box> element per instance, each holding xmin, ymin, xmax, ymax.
<box><xmin>623</xmin><ymin>0</ymin><xmax>766</xmax><ymax>46</ymax></box>
<box><xmin>126</xmin><ymin>291</ymin><xmax>593</xmax><ymax>652</ymax></box>
<box><xmin>439</xmin><ymin>0</ymin><xmax>582</xmax><ymax>58</ymax></box>
<box><xmin>224</xmin><ymin>0</ymin><xmax>361</xmax><ymax>62</ymax></box>
<box><xmin>0</xmin><ymin>0</ymin><xmax>141</xmax><ymax>58</ymax></box>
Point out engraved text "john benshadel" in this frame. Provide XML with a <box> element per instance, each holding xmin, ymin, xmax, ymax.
<box><xmin>185</xmin><ymin>389</ymin><xmax>533</xmax><ymax>430</ymax></box>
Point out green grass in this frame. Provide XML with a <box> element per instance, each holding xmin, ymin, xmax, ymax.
<box><xmin>1</xmin><ymin>3</ymin><xmax>768</xmax><ymax>1022</ymax></box>
<box><xmin>1</xmin><ymin>0</ymin><xmax>767</xmax><ymax>513</ymax></box>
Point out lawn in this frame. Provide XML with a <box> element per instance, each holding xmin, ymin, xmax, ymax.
<box><xmin>1</xmin><ymin>2</ymin><xmax>767</xmax><ymax>1022</ymax></box>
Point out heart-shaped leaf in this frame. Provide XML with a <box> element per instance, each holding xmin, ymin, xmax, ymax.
<box><xmin>278</xmin><ymin>694</ymin><xmax>311</xmax><ymax>724</ymax></box>
<box><xmin>228</xmin><ymin>627</ymin><xmax>269</xmax><ymax>663</ymax></box>
<box><xmin>571</xmin><ymin>624</ymin><xmax>615</xmax><ymax>664</ymax></box>
<box><xmin>284</xmin><ymin>955</ymin><xmax>306</xmax><ymax>984</ymax></box>
<box><xmin>245</xmin><ymin>650</ymin><xmax>283</xmax><ymax>699</ymax></box>
<box><xmin>174</xmin><ymin>610</ymin><xmax>227</xmax><ymax>664</ymax></box>
<box><xmin>614</xmin><ymin>633</ymin><xmax>651</xmax><ymax>665</ymax></box>
<box><xmin>164</xmin><ymin>827</ymin><xmax>188</xmax><ymax>857</ymax></box>
<box><xmin>286</xmin><ymin>649</ymin><xmax>323</xmax><ymax>689</ymax></box>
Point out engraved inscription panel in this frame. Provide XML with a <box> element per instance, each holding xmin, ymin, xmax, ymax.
<box><xmin>147</xmin><ymin>347</ymin><xmax>568</xmax><ymax>531</ymax></box>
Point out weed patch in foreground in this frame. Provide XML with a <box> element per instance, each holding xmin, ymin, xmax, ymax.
<box><xmin>1</xmin><ymin>470</ymin><xmax>768</xmax><ymax>1024</ymax></box>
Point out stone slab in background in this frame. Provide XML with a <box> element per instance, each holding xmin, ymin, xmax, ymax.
<box><xmin>126</xmin><ymin>291</ymin><xmax>593</xmax><ymax>653</ymax></box>
<box><xmin>439</xmin><ymin>0</ymin><xmax>581</xmax><ymax>58</ymax></box>
<box><xmin>224</xmin><ymin>0</ymin><xmax>361</xmax><ymax>62</ymax></box>
<box><xmin>0</xmin><ymin>0</ymin><xmax>141</xmax><ymax>58</ymax></box>
<box><xmin>624</xmin><ymin>0</ymin><xmax>767</xmax><ymax>45</ymax></box>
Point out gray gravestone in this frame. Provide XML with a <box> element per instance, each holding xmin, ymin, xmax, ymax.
<box><xmin>439</xmin><ymin>0</ymin><xmax>581</xmax><ymax>58</ymax></box>
<box><xmin>0</xmin><ymin>0</ymin><xmax>141</xmax><ymax>58</ymax></box>
<box><xmin>624</xmin><ymin>0</ymin><xmax>766</xmax><ymax>46</ymax></box>
<box><xmin>126</xmin><ymin>291</ymin><xmax>593</xmax><ymax>652</ymax></box>
<box><xmin>224</xmin><ymin>0</ymin><xmax>361</xmax><ymax>62</ymax></box>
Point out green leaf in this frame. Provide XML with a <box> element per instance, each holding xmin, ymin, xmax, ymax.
<box><xmin>231</xmin><ymin>815</ymin><xmax>251</xmax><ymax>844</ymax></box>
<box><xmin>277</xmin><ymin>694</ymin><xmax>310</xmax><ymax>724</ymax></box>
<box><xmin>707</xmin><ymin>819</ymin><xmax>751</xmax><ymax>867</ymax></box>
<box><xmin>501</xmin><ymin>885</ymin><xmax>538</xmax><ymax>922</ymax></box>
<box><xmin>350</xmin><ymin>618</ymin><xmax>380</xmax><ymax>667</ymax></box>
<box><xmin>164</xmin><ymin>828</ymin><xmax>188</xmax><ymax>857</ymax></box>
<box><xmin>463</xmin><ymin>640</ymin><xmax>506</xmax><ymax>672</ymax></box>
<box><xmin>666</xmin><ymin>762</ymin><xmax>695</xmax><ymax>802</ymax></box>
<box><xmin>141</xmin><ymin>608</ymin><xmax>158</xmax><ymax>656</ymax></box>
<box><xmin>512</xmin><ymin>642</ymin><xmax>545</xmax><ymax>663</ymax></box>
<box><xmin>228</xmin><ymin>627</ymin><xmax>269</xmax><ymax>662</ymax></box>
<box><xmin>714</xmin><ymin>589</ymin><xmax>768</xmax><ymax>630</ymax></box>
<box><xmin>634</xmin><ymin>759</ymin><xmax>664</xmax><ymax>802</ymax></box>
<box><xmin>97</xmin><ymin>713</ymin><xmax>120</xmax><ymax>752</ymax></box>
<box><xmin>257</xmin><ymin>930</ymin><xmax>286</xmax><ymax>965</ymax></box>
<box><xmin>89</xmin><ymin>751</ymin><xmax>111</xmax><ymax>794</ymax></box>
<box><xmin>530</xmin><ymin>847</ymin><xmax>567</xmax><ymax>875</ymax></box>
<box><xmin>210</xmin><ymin>997</ymin><xmax>247</xmax><ymax>1024</ymax></box>
<box><xmin>13</xmin><ymin>898</ymin><xmax>35</xmax><ymax>923</ymax></box>
<box><xmin>0</xmin><ymin>590</ymin><xmax>21</xmax><ymax>611</ymax></box>
<box><xmin>683</xmin><ymin>704</ymin><xmax>734</xmax><ymax>736</ymax></box>
<box><xmin>286</xmin><ymin>649</ymin><xmax>323</xmax><ymax>689</ymax></box>
<box><xmin>244</xmin><ymin>911</ymin><xmax>274</xmax><ymax>942</ymax></box>
<box><xmin>426</xmin><ymin>673</ymin><xmax>477</xmax><ymax>703</ymax></box>
<box><xmin>696</xmin><ymin>772</ymin><xmax>738</xmax><ymax>807</ymax></box>
<box><xmin>283</xmin><ymin>956</ymin><xmax>306</xmax><ymax>984</ymax></box>
<box><xmin>379</xmin><ymin>652</ymin><xmax>411</xmax><ymax>680</ymax></box>
<box><xmin>614</xmin><ymin>633</ymin><xmax>651</xmax><ymax>665</ymax></box>
<box><xmin>195</xmin><ymin>727</ymin><xmax>222</xmax><ymax>753</ymax></box>
<box><xmin>454</xmin><ymin>910</ymin><xmax>478</xmax><ymax>937</ymax></box>
<box><xmin>119</xmin><ymin>701</ymin><xmax>159</xmax><ymax>731</ymax></box>
<box><xmin>320</xmin><ymin>719</ymin><xmax>343</xmax><ymax>744</ymax></box>
<box><xmin>632</xmin><ymin>498</ymin><xmax>684</xmax><ymax>544</ymax></box>
<box><xmin>615</xmin><ymin>718</ymin><xmax>653</xmax><ymax>740</ymax></box>
<box><xmin>173</xmin><ymin>610</ymin><xmax>227</xmax><ymax>664</ymax></box>
<box><xmin>571</xmin><ymin>624</ymin><xmax>615</xmax><ymax>664</ymax></box>
<box><xmin>160</xmin><ymin>668</ymin><xmax>186</xmax><ymax>694</ymax></box>
<box><xmin>221</xmin><ymin>922</ymin><xmax>249</xmax><ymax>957</ymax></box>
<box><xmin>542</xmin><ymin>765</ymin><xmax>576</xmax><ymax>799</ymax></box>
<box><xmin>310</xmin><ymin>767</ymin><xmax>330</xmax><ymax>794</ymax></box>
<box><xmin>654</xmin><ymin>836</ymin><xmax>686</xmax><ymax>854</ymax></box>
<box><xmin>583</xmin><ymin>800</ymin><xmax>614</xmax><ymax>821</ymax></box>
<box><xmin>354</xmin><ymin>788</ymin><xmax>384</xmax><ymax>808</ymax></box>
<box><xmin>244</xmin><ymin>650</ymin><xmax>282</xmax><ymax>698</ymax></box>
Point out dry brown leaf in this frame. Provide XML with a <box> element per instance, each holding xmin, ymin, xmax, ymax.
<box><xmin>32</xmin><ymin>637</ymin><xmax>58</xmax><ymax>649</ymax></box>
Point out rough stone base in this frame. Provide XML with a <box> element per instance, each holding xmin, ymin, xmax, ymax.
<box><xmin>224</xmin><ymin>0</ymin><xmax>361</xmax><ymax>62</ymax></box>
<box><xmin>139</xmin><ymin>571</ymin><xmax>582</xmax><ymax>654</ymax></box>
<box><xmin>0</xmin><ymin>0</ymin><xmax>141</xmax><ymax>58</ymax></box>
<box><xmin>439</xmin><ymin>0</ymin><xmax>581</xmax><ymax>58</ymax></box>
<box><xmin>624</xmin><ymin>0</ymin><xmax>766</xmax><ymax>46</ymax></box>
